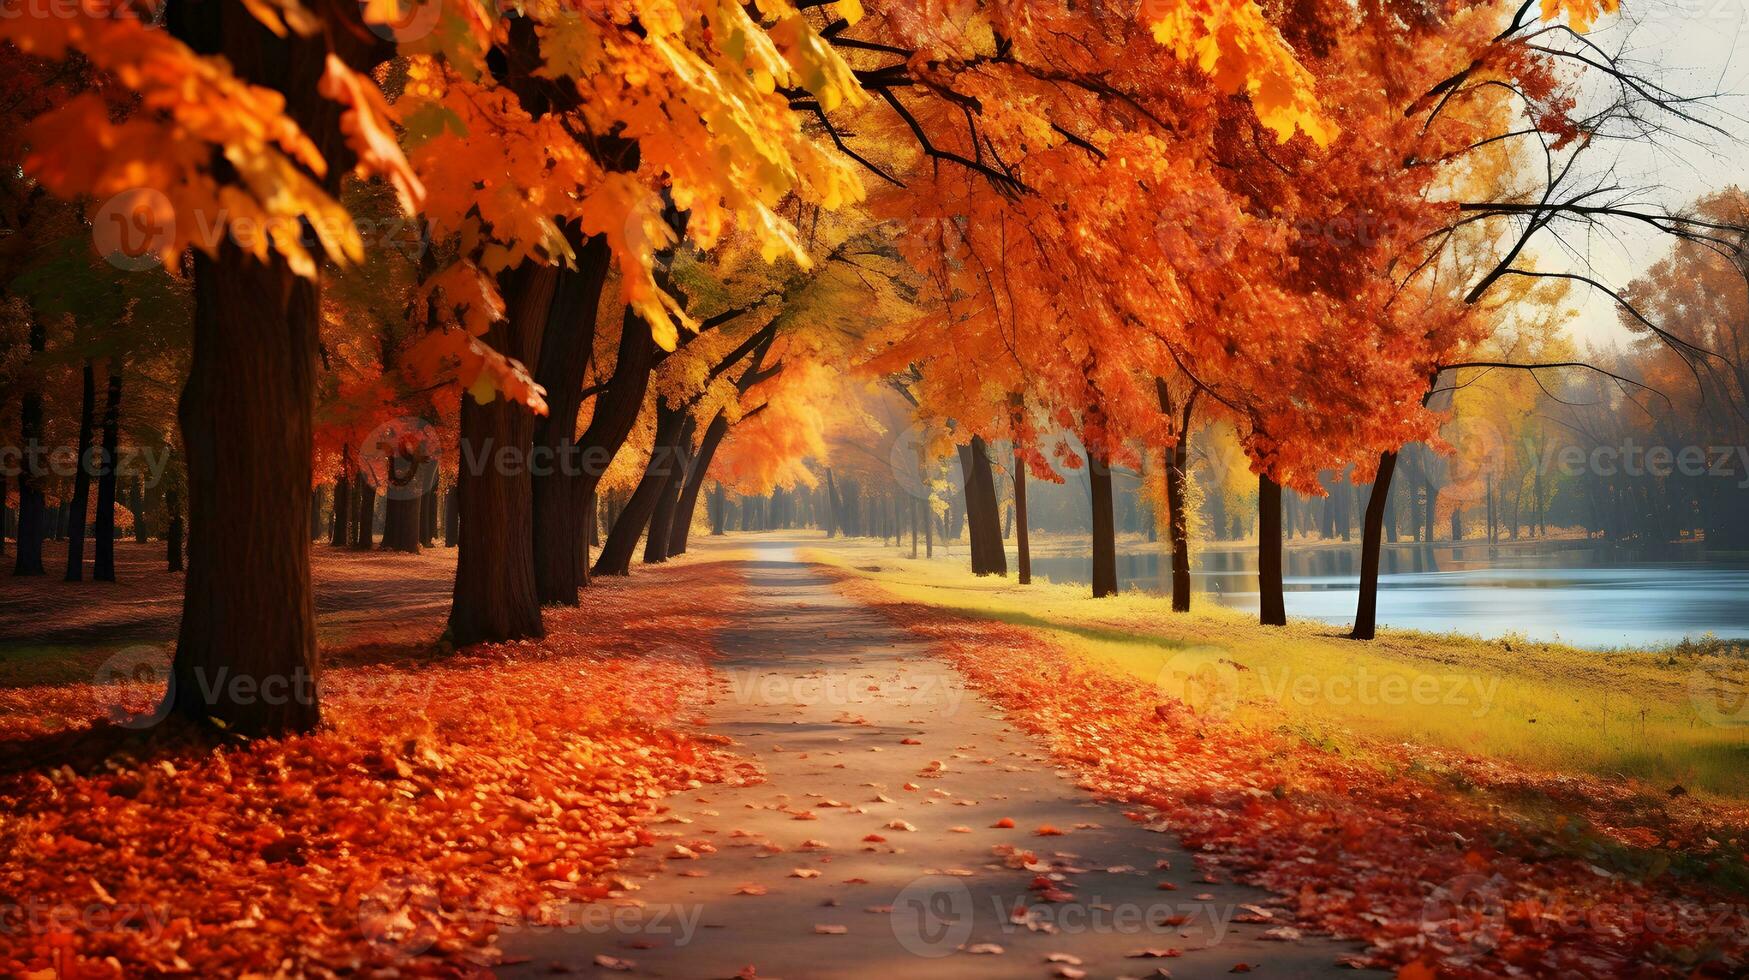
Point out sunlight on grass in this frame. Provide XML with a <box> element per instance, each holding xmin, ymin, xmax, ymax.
<box><xmin>801</xmin><ymin>537</ymin><xmax>1749</xmax><ymax>801</ymax></box>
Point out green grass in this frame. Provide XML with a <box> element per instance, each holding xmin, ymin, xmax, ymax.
<box><xmin>803</xmin><ymin>538</ymin><xmax>1749</xmax><ymax>802</ymax></box>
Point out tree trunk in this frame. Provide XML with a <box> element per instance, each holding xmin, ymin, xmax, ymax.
<box><xmin>1352</xmin><ymin>450</ymin><xmax>1397</xmax><ymax>640</ymax></box>
<box><xmin>309</xmin><ymin>483</ymin><xmax>326</xmax><ymax>541</ymax></box>
<box><xmin>962</xmin><ymin>436</ymin><xmax>1006</xmax><ymax>576</ymax></box>
<box><xmin>448</xmin><ymin>262</ymin><xmax>552</xmax><ymax>645</ymax></box>
<box><xmin>352</xmin><ymin>478</ymin><xmax>376</xmax><ymax>549</ymax></box>
<box><xmin>595</xmin><ymin>400</ymin><xmax>686</xmax><ymax>576</ymax></box>
<box><xmin>531</xmin><ymin>231</ymin><xmax>612</xmax><ymax>604</ymax></box>
<box><xmin>1165</xmin><ymin>443</ymin><xmax>1192</xmax><ymax>612</ymax></box>
<box><xmin>925</xmin><ymin>496</ymin><xmax>934</xmax><ymax>557</ymax></box>
<box><xmin>645</xmin><ymin>416</ymin><xmax>693</xmax><ymax>564</ymax></box>
<box><xmin>11</xmin><ymin>314</ymin><xmax>45</xmax><ymax>576</ymax></box>
<box><xmin>582</xmin><ymin>497</ymin><xmax>596</xmax><ymax>556</ymax></box>
<box><xmin>568</xmin><ymin>300</ymin><xmax>662</xmax><ymax>570</ymax></box>
<box><xmin>825</xmin><ymin>469</ymin><xmax>840</xmax><ymax>537</ymax></box>
<box><xmin>330</xmin><ymin>472</ymin><xmax>350</xmax><ymax>547</ymax></box>
<box><xmin>670</xmin><ymin>410</ymin><xmax>728</xmax><ymax>556</ymax></box>
<box><xmin>1258</xmin><ymin>473</ymin><xmax>1286</xmax><ymax>626</ymax></box>
<box><xmin>166</xmin><ymin>486</ymin><xmax>184</xmax><ymax>573</ymax></box>
<box><xmin>910</xmin><ymin>495</ymin><xmax>920</xmax><ymax>559</ymax></box>
<box><xmin>443</xmin><ymin>485</ymin><xmax>459</xmax><ymax>547</ymax></box>
<box><xmin>380</xmin><ymin>454</ymin><xmax>423</xmax><ymax>553</ymax></box>
<box><xmin>169</xmin><ymin>239</ymin><xmax>321</xmax><ymax>734</ymax></box>
<box><xmin>1156</xmin><ymin>380</ymin><xmax>1197</xmax><ymax>613</ymax></box>
<box><xmin>420</xmin><ymin>480</ymin><xmax>438</xmax><ymax>546</ymax></box>
<box><xmin>710</xmin><ymin>483</ymin><xmax>727</xmax><ymax>535</ymax></box>
<box><xmin>957</xmin><ymin>447</ymin><xmax>983</xmax><ymax>570</ymax></box>
<box><xmin>1089</xmin><ymin>450</ymin><xmax>1117</xmax><ymax>597</ymax></box>
<box><xmin>131</xmin><ymin>472</ymin><xmax>148</xmax><ymax>543</ymax></box>
<box><xmin>93</xmin><ymin>370</ymin><xmax>122</xmax><ymax>582</ymax></box>
<box><xmin>163</xmin><ymin>0</ymin><xmax>378</xmax><ymax>735</ymax></box>
<box><xmin>1008</xmin><ymin>452</ymin><xmax>1031</xmax><ymax>585</ymax></box>
<box><xmin>64</xmin><ymin>360</ymin><xmax>96</xmax><ymax>582</ymax></box>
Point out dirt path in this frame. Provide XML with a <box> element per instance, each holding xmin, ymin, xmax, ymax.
<box><xmin>501</xmin><ymin>541</ymin><xmax>1373</xmax><ymax>979</ymax></box>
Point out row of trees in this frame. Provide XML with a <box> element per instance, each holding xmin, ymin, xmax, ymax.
<box><xmin>831</xmin><ymin>0</ymin><xmax>1742</xmax><ymax>638</ymax></box>
<box><xmin>4</xmin><ymin>0</ymin><xmax>1741</xmax><ymax>737</ymax></box>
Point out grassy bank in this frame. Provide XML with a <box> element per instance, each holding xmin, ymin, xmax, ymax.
<box><xmin>801</xmin><ymin>536</ymin><xmax>1749</xmax><ymax>801</ymax></box>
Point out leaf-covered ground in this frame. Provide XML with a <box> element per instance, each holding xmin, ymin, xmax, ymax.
<box><xmin>0</xmin><ymin>552</ymin><xmax>759</xmax><ymax>978</ymax></box>
<box><xmin>824</xmin><ymin>570</ymin><xmax>1749</xmax><ymax>978</ymax></box>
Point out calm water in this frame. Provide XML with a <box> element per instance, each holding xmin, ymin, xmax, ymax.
<box><xmin>1027</xmin><ymin>539</ymin><xmax>1749</xmax><ymax>649</ymax></box>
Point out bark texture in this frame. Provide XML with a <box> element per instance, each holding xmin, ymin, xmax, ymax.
<box><xmin>1089</xmin><ymin>451</ymin><xmax>1117</xmax><ymax>598</ymax></box>
<box><xmin>330</xmin><ymin>471</ymin><xmax>350</xmax><ymax>548</ymax></box>
<box><xmin>1013</xmin><ymin>451</ymin><xmax>1030</xmax><ymax>585</ymax></box>
<box><xmin>644</xmin><ymin>416</ymin><xmax>692</xmax><ymax>564</ymax></box>
<box><xmin>595</xmin><ymin>400</ymin><xmax>685</xmax><ymax>576</ymax></box>
<box><xmin>531</xmin><ymin>231</ymin><xmax>612</xmax><ymax>604</ymax></box>
<box><xmin>1258</xmin><ymin>474</ymin><xmax>1287</xmax><ymax>626</ymax></box>
<box><xmin>93</xmin><ymin>371</ymin><xmax>122</xmax><ymax>582</ymax></box>
<box><xmin>1352</xmin><ymin>450</ymin><xmax>1398</xmax><ymax>640</ymax></box>
<box><xmin>11</xmin><ymin>315</ymin><xmax>45</xmax><ymax>576</ymax></box>
<box><xmin>448</xmin><ymin>263</ymin><xmax>553</xmax><ymax>645</ymax></box>
<box><xmin>960</xmin><ymin>437</ymin><xmax>1006</xmax><ymax>576</ymax></box>
<box><xmin>64</xmin><ymin>361</ymin><xmax>96</xmax><ymax>582</ymax></box>
<box><xmin>169</xmin><ymin>240</ymin><xmax>322</xmax><ymax>733</ymax></box>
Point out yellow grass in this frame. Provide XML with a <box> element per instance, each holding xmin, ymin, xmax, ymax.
<box><xmin>799</xmin><ymin>535</ymin><xmax>1749</xmax><ymax>802</ymax></box>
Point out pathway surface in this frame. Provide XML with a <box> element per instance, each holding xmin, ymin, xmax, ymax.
<box><xmin>502</xmin><ymin>541</ymin><xmax>1372</xmax><ymax>979</ymax></box>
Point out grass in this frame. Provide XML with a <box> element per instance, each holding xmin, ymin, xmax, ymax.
<box><xmin>801</xmin><ymin>535</ymin><xmax>1749</xmax><ymax>802</ymax></box>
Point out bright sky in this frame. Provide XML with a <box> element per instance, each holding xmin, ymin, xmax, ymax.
<box><xmin>1551</xmin><ymin>0</ymin><xmax>1749</xmax><ymax>347</ymax></box>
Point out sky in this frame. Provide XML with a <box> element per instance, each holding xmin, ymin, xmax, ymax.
<box><xmin>1548</xmin><ymin>0</ymin><xmax>1749</xmax><ymax>346</ymax></box>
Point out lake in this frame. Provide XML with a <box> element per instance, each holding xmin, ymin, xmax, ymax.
<box><xmin>1027</xmin><ymin>538</ymin><xmax>1749</xmax><ymax>649</ymax></box>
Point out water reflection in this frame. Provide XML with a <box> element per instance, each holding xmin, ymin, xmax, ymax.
<box><xmin>1027</xmin><ymin>539</ymin><xmax>1749</xmax><ymax>649</ymax></box>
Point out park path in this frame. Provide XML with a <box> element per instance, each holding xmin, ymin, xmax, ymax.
<box><xmin>501</xmin><ymin>541</ymin><xmax>1373</xmax><ymax>979</ymax></box>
